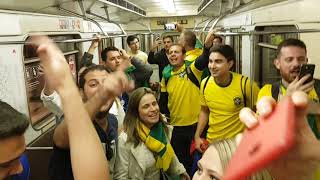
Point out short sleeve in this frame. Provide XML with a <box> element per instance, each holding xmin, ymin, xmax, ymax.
<box><xmin>190</xmin><ymin>62</ymin><xmax>203</xmax><ymax>83</ymax></box>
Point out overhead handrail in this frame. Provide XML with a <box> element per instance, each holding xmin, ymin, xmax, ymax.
<box><xmin>86</xmin><ymin>10</ymin><xmax>127</xmax><ymax>35</ymax></box>
<box><xmin>0</xmin><ymin>32</ymin><xmax>157</xmax><ymax>45</ymax></box>
<box><xmin>1</xmin><ymin>29</ymin><xmax>319</xmax><ymax>45</ymax></box>
<box><xmin>203</xmin><ymin>0</ymin><xmax>262</xmax><ymax>32</ymax></box>
<box><xmin>202</xmin><ymin>28</ymin><xmax>320</xmax><ymax>35</ymax></box>
<box><xmin>193</xmin><ymin>18</ymin><xmax>212</xmax><ymax>31</ymax></box>
<box><xmin>202</xmin><ymin>18</ymin><xmax>216</xmax><ymax>32</ymax></box>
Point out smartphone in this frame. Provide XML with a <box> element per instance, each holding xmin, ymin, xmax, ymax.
<box><xmin>299</xmin><ymin>64</ymin><xmax>315</xmax><ymax>84</ymax></box>
<box><xmin>223</xmin><ymin>97</ymin><xmax>296</xmax><ymax>180</ymax></box>
<box><xmin>164</xmin><ymin>23</ymin><xmax>176</xmax><ymax>30</ymax></box>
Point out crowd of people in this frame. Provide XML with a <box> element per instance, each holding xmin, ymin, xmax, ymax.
<box><xmin>0</xmin><ymin>24</ymin><xmax>320</xmax><ymax>180</ymax></box>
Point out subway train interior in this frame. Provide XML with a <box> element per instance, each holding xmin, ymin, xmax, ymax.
<box><xmin>0</xmin><ymin>0</ymin><xmax>320</xmax><ymax>179</ymax></box>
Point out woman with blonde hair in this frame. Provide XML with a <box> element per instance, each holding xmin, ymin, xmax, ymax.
<box><xmin>193</xmin><ymin>138</ymin><xmax>273</xmax><ymax>180</ymax></box>
<box><xmin>114</xmin><ymin>87</ymin><xmax>190</xmax><ymax>180</ymax></box>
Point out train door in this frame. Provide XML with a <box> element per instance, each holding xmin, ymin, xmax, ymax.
<box><xmin>255</xmin><ymin>25</ymin><xmax>298</xmax><ymax>86</ymax></box>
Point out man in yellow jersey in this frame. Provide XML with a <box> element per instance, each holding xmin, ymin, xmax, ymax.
<box><xmin>194</xmin><ymin>45</ymin><xmax>260</xmax><ymax>151</ymax></box>
<box><xmin>126</xmin><ymin>35</ymin><xmax>148</xmax><ymax>64</ymax></box>
<box><xmin>257</xmin><ymin>38</ymin><xmax>320</xmax><ymax>179</ymax></box>
<box><xmin>159</xmin><ymin>31</ymin><xmax>216</xmax><ymax>175</ymax></box>
<box><xmin>178</xmin><ymin>30</ymin><xmax>203</xmax><ymax>62</ymax></box>
<box><xmin>175</xmin><ymin>23</ymin><xmax>202</xmax><ymax>61</ymax></box>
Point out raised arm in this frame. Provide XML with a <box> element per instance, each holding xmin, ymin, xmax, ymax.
<box><xmin>194</xmin><ymin>30</ymin><xmax>217</xmax><ymax>71</ymax></box>
<box><xmin>33</xmin><ymin>36</ymin><xmax>133</xmax><ymax>180</ymax></box>
<box><xmin>79</xmin><ymin>35</ymin><xmax>101</xmax><ymax>67</ymax></box>
<box><xmin>120</xmin><ymin>49</ymin><xmax>153</xmax><ymax>83</ymax></box>
<box><xmin>131</xmin><ymin>57</ymin><xmax>153</xmax><ymax>82</ymax></box>
<box><xmin>148</xmin><ymin>38</ymin><xmax>162</xmax><ymax>64</ymax></box>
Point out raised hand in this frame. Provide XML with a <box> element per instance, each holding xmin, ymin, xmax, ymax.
<box><xmin>88</xmin><ymin>34</ymin><xmax>101</xmax><ymax>54</ymax></box>
<box><xmin>151</xmin><ymin>38</ymin><xmax>162</xmax><ymax>51</ymax></box>
<box><xmin>118</xmin><ymin>49</ymin><xmax>133</xmax><ymax>70</ymax></box>
<box><xmin>204</xmin><ymin>30</ymin><xmax>218</xmax><ymax>49</ymax></box>
<box><xmin>96</xmin><ymin>71</ymin><xmax>134</xmax><ymax>102</ymax></box>
<box><xmin>29</xmin><ymin>36</ymin><xmax>74</xmax><ymax>94</ymax></box>
<box><xmin>286</xmin><ymin>75</ymin><xmax>314</xmax><ymax>96</ymax></box>
<box><xmin>239</xmin><ymin>92</ymin><xmax>320</xmax><ymax>180</ymax></box>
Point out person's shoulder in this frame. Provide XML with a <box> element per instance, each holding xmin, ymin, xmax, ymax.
<box><xmin>257</xmin><ymin>84</ymin><xmax>273</xmax><ymax>101</ymax></box>
<box><xmin>139</xmin><ymin>50</ymin><xmax>148</xmax><ymax>56</ymax></box>
<box><xmin>260</xmin><ymin>84</ymin><xmax>272</xmax><ymax>91</ymax></box>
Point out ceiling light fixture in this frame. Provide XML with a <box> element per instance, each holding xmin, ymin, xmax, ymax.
<box><xmin>161</xmin><ymin>0</ymin><xmax>176</xmax><ymax>13</ymax></box>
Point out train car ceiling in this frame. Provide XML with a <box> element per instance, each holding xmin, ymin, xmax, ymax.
<box><xmin>0</xmin><ymin>0</ymin><xmax>289</xmax><ymax>27</ymax></box>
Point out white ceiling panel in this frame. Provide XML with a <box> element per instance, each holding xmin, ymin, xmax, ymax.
<box><xmin>0</xmin><ymin>0</ymin><xmax>290</xmax><ymax>25</ymax></box>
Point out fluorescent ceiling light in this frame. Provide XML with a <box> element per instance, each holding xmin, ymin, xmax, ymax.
<box><xmin>161</xmin><ymin>0</ymin><xmax>176</xmax><ymax>13</ymax></box>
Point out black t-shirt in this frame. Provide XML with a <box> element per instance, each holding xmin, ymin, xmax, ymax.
<box><xmin>48</xmin><ymin>114</ymin><xmax>118</xmax><ymax>180</ymax></box>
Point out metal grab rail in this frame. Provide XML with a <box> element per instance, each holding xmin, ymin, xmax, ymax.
<box><xmin>86</xmin><ymin>10</ymin><xmax>128</xmax><ymax>36</ymax></box>
<box><xmin>203</xmin><ymin>28</ymin><xmax>320</xmax><ymax>35</ymax></box>
<box><xmin>0</xmin><ymin>32</ymin><xmax>157</xmax><ymax>45</ymax></box>
<box><xmin>0</xmin><ymin>29</ymin><xmax>319</xmax><ymax>45</ymax></box>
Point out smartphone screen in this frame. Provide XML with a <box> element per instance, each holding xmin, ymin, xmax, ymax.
<box><xmin>299</xmin><ymin>64</ymin><xmax>315</xmax><ymax>84</ymax></box>
<box><xmin>164</xmin><ymin>23</ymin><xmax>176</xmax><ymax>30</ymax></box>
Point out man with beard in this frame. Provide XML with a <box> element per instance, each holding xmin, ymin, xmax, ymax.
<box><xmin>257</xmin><ymin>38</ymin><xmax>320</xmax><ymax>178</ymax></box>
<box><xmin>258</xmin><ymin>39</ymin><xmax>319</xmax><ymax>130</ymax></box>
<box><xmin>41</xmin><ymin>65</ymin><xmax>122</xmax><ymax>180</ymax></box>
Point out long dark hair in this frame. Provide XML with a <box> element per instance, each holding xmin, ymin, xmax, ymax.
<box><xmin>123</xmin><ymin>87</ymin><xmax>167</xmax><ymax>147</ymax></box>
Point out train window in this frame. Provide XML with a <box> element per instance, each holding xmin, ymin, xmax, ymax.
<box><xmin>23</xmin><ymin>34</ymin><xmax>80</xmax><ymax>127</ymax></box>
<box><xmin>24</xmin><ymin>35</ymin><xmax>78</xmax><ymax>59</ymax></box>
<box><xmin>255</xmin><ymin>25</ymin><xmax>298</xmax><ymax>86</ymax></box>
<box><xmin>228</xmin><ymin>29</ymin><xmax>242</xmax><ymax>73</ymax></box>
<box><xmin>98</xmin><ymin>38</ymin><xmax>114</xmax><ymax>53</ymax></box>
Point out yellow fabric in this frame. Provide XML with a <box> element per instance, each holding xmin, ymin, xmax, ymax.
<box><xmin>257</xmin><ymin>84</ymin><xmax>319</xmax><ymax>102</ymax></box>
<box><xmin>161</xmin><ymin>62</ymin><xmax>203</xmax><ymax>126</ymax></box>
<box><xmin>200</xmin><ymin>72</ymin><xmax>260</xmax><ymax>142</ymax></box>
<box><xmin>128</xmin><ymin>50</ymin><xmax>148</xmax><ymax>64</ymax></box>
<box><xmin>315</xmin><ymin>168</ymin><xmax>320</xmax><ymax>180</ymax></box>
<box><xmin>136</xmin><ymin>121</ymin><xmax>174</xmax><ymax>171</ymax></box>
<box><xmin>185</xmin><ymin>48</ymin><xmax>203</xmax><ymax>62</ymax></box>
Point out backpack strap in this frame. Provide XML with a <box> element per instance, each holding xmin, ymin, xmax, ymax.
<box><xmin>240</xmin><ymin>76</ymin><xmax>248</xmax><ymax>107</ymax></box>
<box><xmin>186</xmin><ymin>66</ymin><xmax>200</xmax><ymax>88</ymax></box>
<box><xmin>202</xmin><ymin>76</ymin><xmax>210</xmax><ymax>94</ymax></box>
<box><xmin>271</xmin><ymin>81</ymin><xmax>280</xmax><ymax>101</ymax></box>
<box><xmin>164</xmin><ymin>62</ymin><xmax>200</xmax><ymax>88</ymax></box>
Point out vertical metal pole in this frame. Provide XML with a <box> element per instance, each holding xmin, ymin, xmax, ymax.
<box><xmin>249</xmin><ymin>32</ymin><xmax>255</xmax><ymax>109</ymax></box>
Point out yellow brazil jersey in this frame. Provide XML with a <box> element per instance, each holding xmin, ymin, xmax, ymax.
<box><xmin>160</xmin><ymin>62</ymin><xmax>203</xmax><ymax>126</ymax></box>
<box><xmin>257</xmin><ymin>84</ymin><xmax>319</xmax><ymax>102</ymax></box>
<box><xmin>128</xmin><ymin>50</ymin><xmax>148</xmax><ymax>64</ymax></box>
<box><xmin>258</xmin><ymin>83</ymin><xmax>320</xmax><ymax>180</ymax></box>
<box><xmin>185</xmin><ymin>48</ymin><xmax>203</xmax><ymax>62</ymax></box>
<box><xmin>200</xmin><ymin>72</ymin><xmax>260</xmax><ymax>143</ymax></box>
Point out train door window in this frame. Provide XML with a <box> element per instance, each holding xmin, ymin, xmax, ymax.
<box><xmin>98</xmin><ymin>38</ymin><xmax>114</xmax><ymax>64</ymax></box>
<box><xmin>255</xmin><ymin>25</ymin><xmax>298</xmax><ymax>86</ymax></box>
<box><xmin>24</xmin><ymin>34</ymin><xmax>80</xmax><ymax>127</ymax></box>
<box><xmin>228</xmin><ymin>29</ymin><xmax>242</xmax><ymax>73</ymax></box>
<box><xmin>99</xmin><ymin>38</ymin><xmax>114</xmax><ymax>53</ymax></box>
